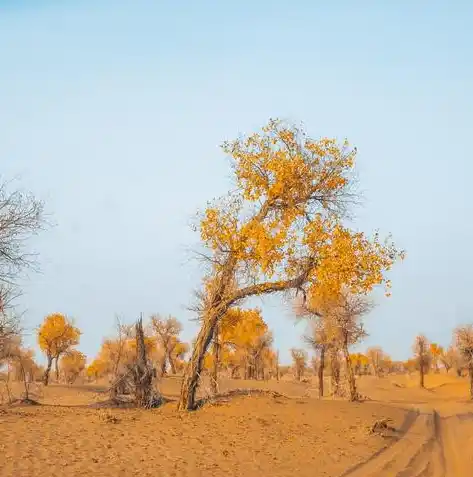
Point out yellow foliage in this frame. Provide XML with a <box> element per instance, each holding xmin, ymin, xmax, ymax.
<box><xmin>430</xmin><ymin>343</ymin><xmax>443</xmax><ymax>357</ymax></box>
<box><xmin>37</xmin><ymin>313</ymin><xmax>81</xmax><ymax>358</ymax></box>
<box><xmin>204</xmin><ymin>308</ymin><xmax>270</xmax><ymax>371</ymax></box>
<box><xmin>60</xmin><ymin>350</ymin><xmax>86</xmax><ymax>383</ymax></box>
<box><xmin>86</xmin><ymin>358</ymin><xmax>107</xmax><ymax>379</ymax></box>
<box><xmin>350</xmin><ymin>353</ymin><xmax>369</xmax><ymax>367</ymax></box>
<box><xmin>200</xmin><ymin>119</ymin><xmax>403</xmax><ymax>300</ymax></box>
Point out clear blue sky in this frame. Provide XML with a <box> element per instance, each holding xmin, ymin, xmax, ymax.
<box><xmin>1</xmin><ymin>1</ymin><xmax>472</xmax><ymax>365</ymax></box>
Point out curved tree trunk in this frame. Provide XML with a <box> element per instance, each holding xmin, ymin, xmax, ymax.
<box><xmin>318</xmin><ymin>347</ymin><xmax>325</xmax><ymax>398</ymax></box>
<box><xmin>211</xmin><ymin>324</ymin><xmax>220</xmax><ymax>394</ymax></box>
<box><xmin>178</xmin><ymin>309</ymin><xmax>221</xmax><ymax>410</ymax></box>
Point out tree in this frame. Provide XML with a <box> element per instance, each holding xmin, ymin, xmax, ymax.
<box><xmin>91</xmin><ymin>318</ymin><xmax>158</xmax><ymax>395</ymax></box>
<box><xmin>350</xmin><ymin>353</ymin><xmax>369</xmax><ymax>375</ymax></box>
<box><xmin>37</xmin><ymin>313</ymin><xmax>80</xmax><ymax>385</ymax></box>
<box><xmin>291</xmin><ymin>348</ymin><xmax>307</xmax><ymax>381</ymax></box>
<box><xmin>150</xmin><ymin>315</ymin><xmax>182</xmax><ymax>376</ymax></box>
<box><xmin>60</xmin><ymin>350</ymin><xmax>86</xmax><ymax>384</ymax></box>
<box><xmin>304</xmin><ymin>318</ymin><xmax>332</xmax><ymax>397</ymax></box>
<box><xmin>170</xmin><ymin>340</ymin><xmax>189</xmax><ymax>374</ymax></box>
<box><xmin>132</xmin><ymin>316</ymin><xmax>155</xmax><ymax>407</ymax></box>
<box><xmin>0</xmin><ymin>179</ymin><xmax>45</xmax><ymax>292</ymax></box>
<box><xmin>178</xmin><ymin>119</ymin><xmax>403</xmax><ymax>410</ymax></box>
<box><xmin>308</xmin><ymin>289</ymin><xmax>371</xmax><ymax>401</ymax></box>
<box><xmin>0</xmin><ymin>179</ymin><xmax>46</xmax><ymax>374</ymax></box>
<box><xmin>0</xmin><ymin>288</ymin><xmax>22</xmax><ymax>362</ymax></box>
<box><xmin>430</xmin><ymin>343</ymin><xmax>443</xmax><ymax>373</ymax></box>
<box><xmin>206</xmin><ymin>307</ymin><xmax>273</xmax><ymax>388</ymax></box>
<box><xmin>414</xmin><ymin>335</ymin><xmax>431</xmax><ymax>388</ymax></box>
<box><xmin>440</xmin><ymin>346</ymin><xmax>459</xmax><ymax>375</ymax></box>
<box><xmin>367</xmin><ymin>347</ymin><xmax>384</xmax><ymax>377</ymax></box>
<box><xmin>454</xmin><ymin>325</ymin><xmax>473</xmax><ymax>399</ymax></box>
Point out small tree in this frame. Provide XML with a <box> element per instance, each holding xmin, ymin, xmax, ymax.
<box><xmin>440</xmin><ymin>346</ymin><xmax>459</xmax><ymax>375</ymax></box>
<box><xmin>37</xmin><ymin>313</ymin><xmax>81</xmax><ymax>385</ymax></box>
<box><xmin>150</xmin><ymin>315</ymin><xmax>182</xmax><ymax>376</ymax></box>
<box><xmin>367</xmin><ymin>347</ymin><xmax>384</xmax><ymax>377</ymax></box>
<box><xmin>414</xmin><ymin>335</ymin><xmax>431</xmax><ymax>388</ymax></box>
<box><xmin>317</xmin><ymin>291</ymin><xmax>371</xmax><ymax>401</ymax></box>
<box><xmin>290</xmin><ymin>348</ymin><xmax>307</xmax><ymax>381</ymax></box>
<box><xmin>455</xmin><ymin>325</ymin><xmax>473</xmax><ymax>399</ymax></box>
<box><xmin>60</xmin><ymin>350</ymin><xmax>86</xmax><ymax>384</ymax></box>
<box><xmin>430</xmin><ymin>343</ymin><xmax>443</xmax><ymax>373</ymax></box>
<box><xmin>303</xmin><ymin>319</ymin><xmax>332</xmax><ymax>397</ymax></box>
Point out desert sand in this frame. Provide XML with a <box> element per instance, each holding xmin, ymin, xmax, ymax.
<box><xmin>1</xmin><ymin>374</ymin><xmax>473</xmax><ymax>477</ymax></box>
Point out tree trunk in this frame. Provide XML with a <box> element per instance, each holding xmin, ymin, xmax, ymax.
<box><xmin>43</xmin><ymin>355</ymin><xmax>53</xmax><ymax>386</ymax></box>
<box><xmin>55</xmin><ymin>355</ymin><xmax>60</xmax><ymax>382</ymax></box>
<box><xmin>168</xmin><ymin>352</ymin><xmax>176</xmax><ymax>375</ymax></box>
<box><xmin>318</xmin><ymin>347</ymin><xmax>325</xmax><ymax>398</ymax></box>
<box><xmin>177</xmin><ymin>308</ymin><xmax>221</xmax><ymax>411</ymax></box>
<box><xmin>342</xmin><ymin>338</ymin><xmax>358</xmax><ymax>401</ymax></box>
<box><xmin>419</xmin><ymin>361</ymin><xmax>425</xmax><ymax>388</ymax></box>
<box><xmin>160</xmin><ymin>354</ymin><xmax>167</xmax><ymax>377</ymax></box>
<box><xmin>133</xmin><ymin>316</ymin><xmax>153</xmax><ymax>407</ymax></box>
<box><xmin>19</xmin><ymin>358</ymin><xmax>29</xmax><ymax>400</ymax></box>
<box><xmin>330</xmin><ymin>348</ymin><xmax>341</xmax><ymax>396</ymax></box>
<box><xmin>276</xmin><ymin>350</ymin><xmax>280</xmax><ymax>382</ymax></box>
<box><xmin>211</xmin><ymin>324</ymin><xmax>220</xmax><ymax>395</ymax></box>
<box><xmin>469</xmin><ymin>364</ymin><xmax>473</xmax><ymax>400</ymax></box>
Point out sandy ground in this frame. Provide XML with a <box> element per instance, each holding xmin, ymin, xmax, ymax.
<box><xmin>1</xmin><ymin>374</ymin><xmax>473</xmax><ymax>477</ymax></box>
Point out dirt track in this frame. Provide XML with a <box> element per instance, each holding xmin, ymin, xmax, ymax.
<box><xmin>343</xmin><ymin>376</ymin><xmax>473</xmax><ymax>477</ymax></box>
<box><xmin>342</xmin><ymin>407</ymin><xmax>473</xmax><ymax>476</ymax></box>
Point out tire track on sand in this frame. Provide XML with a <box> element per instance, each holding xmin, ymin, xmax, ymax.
<box><xmin>340</xmin><ymin>409</ymin><xmax>442</xmax><ymax>477</ymax></box>
<box><xmin>341</xmin><ymin>407</ymin><xmax>473</xmax><ymax>477</ymax></box>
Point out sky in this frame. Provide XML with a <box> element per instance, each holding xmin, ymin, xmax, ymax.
<box><xmin>1</xmin><ymin>0</ymin><xmax>472</xmax><ymax>365</ymax></box>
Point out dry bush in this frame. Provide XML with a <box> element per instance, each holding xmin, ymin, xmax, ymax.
<box><xmin>97</xmin><ymin>408</ymin><xmax>121</xmax><ymax>424</ymax></box>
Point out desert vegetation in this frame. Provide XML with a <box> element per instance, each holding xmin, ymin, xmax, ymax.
<box><xmin>2</xmin><ymin>120</ymin><xmax>473</xmax><ymax>477</ymax></box>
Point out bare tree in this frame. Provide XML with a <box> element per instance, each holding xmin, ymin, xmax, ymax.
<box><xmin>304</xmin><ymin>320</ymin><xmax>331</xmax><ymax>398</ymax></box>
<box><xmin>150</xmin><ymin>315</ymin><xmax>182</xmax><ymax>376</ymax></box>
<box><xmin>455</xmin><ymin>325</ymin><xmax>473</xmax><ymax>400</ymax></box>
<box><xmin>414</xmin><ymin>335</ymin><xmax>431</xmax><ymax>388</ymax></box>
<box><xmin>440</xmin><ymin>346</ymin><xmax>458</xmax><ymax>374</ymax></box>
<box><xmin>290</xmin><ymin>348</ymin><xmax>307</xmax><ymax>381</ymax></box>
<box><xmin>0</xmin><ymin>179</ymin><xmax>44</xmax><ymax>272</ymax></box>
<box><xmin>298</xmin><ymin>289</ymin><xmax>371</xmax><ymax>401</ymax></box>
<box><xmin>324</xmin><ymin>292</ymin><xmax>371</xmax><ymax>401</ymax></box>
<box><xmin>367</xmin><ymin>347</ymin><xmax>384</xmax><ymax>377</ymax></box>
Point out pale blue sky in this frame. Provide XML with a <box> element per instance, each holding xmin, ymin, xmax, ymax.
<box><xmin>1</xmin><ymin>1</ymin><xmax>472</xmax><ymax>364</ymax></box>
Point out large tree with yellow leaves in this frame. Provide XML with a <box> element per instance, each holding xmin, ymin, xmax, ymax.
<box><xmin>178</xmin><ymin>119</ymin><xmax>404</xmax><ymax>410</ymax></box>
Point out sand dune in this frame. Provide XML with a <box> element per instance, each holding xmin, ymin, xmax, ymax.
<box><xmin>1</xmin><ymin>374</ymin><xmax>472</xmax><ymax>476</ymax></box>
